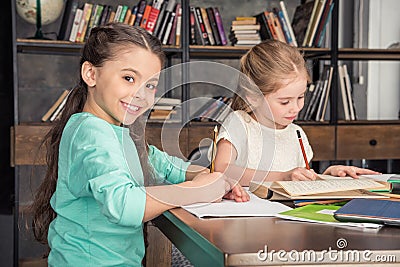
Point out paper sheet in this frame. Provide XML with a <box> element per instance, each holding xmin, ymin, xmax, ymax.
<box><xmin>182</xmin><ymin>190</ymin><xmax>292</xmax><ymax>218</ymax></box>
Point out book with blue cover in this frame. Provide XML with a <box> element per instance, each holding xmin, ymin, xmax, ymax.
<box><xmin>334</xmin><ymin>199</ymin><xmax>400</xmax><ymax>226</ymax></box>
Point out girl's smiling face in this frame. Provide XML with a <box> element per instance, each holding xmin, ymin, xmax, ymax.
<box><xmin>82</xmin><ymin>45</ymin><xmax>162</xmax><ymax>125</ymax></box>
<box><xmin>252</xmin><ymin>77</ymin><xmax>307</xmax><ymax>129</ymax></box>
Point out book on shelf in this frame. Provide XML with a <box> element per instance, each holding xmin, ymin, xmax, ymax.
<box><xmin>249</xmin><ymin>175</ymin><xmax>390</xmax><ymax>201</ymax></box>
<box><xmin>153</xmin><ymin>1</ymin><xmax>167</xmax><ymax>36</ymax></box>
<box><xmin>161</xmin><ymin>6</ymin><xmax>176</xmax><ymax>45</ymax></box>
<box><xmin>291</xmin><ymin>0</ymin><xmax>315</xmax><ymax>47</ymax></box>
<box><xmin>174</xmin><ymin>5</ymin><xmax>182</xmax><ymax>46</ymax></box>
<box><xmin>304</xmin><ymin>0</ymin><xmax>326</xmax><ymax>47</ymax></box>
<box><xmin>213</xmin><ymin>7</ymin><xmax>228</xmax><ymax>45</ymax></box>
<box><xmin>229</xmin><ymin>17</ymin><xmax>260</xmax><ymax>46</ymax></box>
<box><xmin>41</xmin><ymin>90</ymin><xmax>70</xmax><ymax>122</ymax></box>
<box><xmin>343</xmin><ymin>64</ymin><xmax>357</xmax><ymax>120</ymax></box>
<box><xmin>134</xmin><ymin>0</ymin><xmax>147</xmax><ymax>27</ymax></box>
<box><xmin>279</xmin><ymin>1</ymin><xmax>297</xmax><ymax>46</ymax></box>
<box><xmin>297</xmin><ymin>83</ymin><xmax>315</xmax><ymax>121</ymax></box>
<box><xmin>75</xmin><ymin>3</ymin><xmax>93</xmax><ymax>43</ymax></box>
<box><xmin>68</xmin><ymin>8</ymin><xmax>83</xmax><ymax>42</ymax></box>
<box><xmin>312</xmin><ymin>0</ymin><xmax>334</xmax><ymax>47</ymax></box>
<box><xmin>338</xmin><ymin>65</ymin><xmax>351</xmax><ymax>120</ymax></box>
<box><xmin>206</xmin><ymin>7</ymin><xmax>221</xmax><ymax>45</ymax></box>
<box><xmin>58</xmin><ymin>0</ymin><xmax>79</xmax><ymax>41</ymax></box>
<box><xmin>167</xmin><ymin>3</ymin><xmax>181</xmax><ymax>45</ymax></box>
<box><xmin>319</xmin><ymin>65</ymin><xmax>333</xmax><ymax>121</ymax></box>
<box><xmin>156</xmin><ymin>0</ymin><xmax>176</xmax><ymax>41</ymax></box>
<box><xmin>128</xmin><ymin>6</ymin><xmax>138</xmax><ymax>26</ymax></box>
<box><xmin>315</xmin><ymin>65</ymin><xmax>333</xmax><ymax>121</ymax></box>
<box><xmin>273</xmin><ymin>7</ymin><xmax>294</xmax><ymax>46</ymax></box>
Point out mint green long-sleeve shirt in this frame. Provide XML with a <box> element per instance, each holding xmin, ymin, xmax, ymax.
<box><xmin>48</xmin><ymin>112</ymin><xmax>190</xmax><ymax>266</ymax></box>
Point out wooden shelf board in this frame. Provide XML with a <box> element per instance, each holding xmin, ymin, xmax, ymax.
<box><xmin>338</xmin><ymin>48</ymin><xmax>400</xmax><ymax>60</ymax></box>
<box><xmin>16</xmin><ymin>38</ymin><xmax>182</xmax><ymax>55</ymax></box>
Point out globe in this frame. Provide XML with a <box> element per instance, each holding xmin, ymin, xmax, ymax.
<box><xmin>16</xmin><ymin>0</ymin><xmax>64</xmax><ymax>26</ymax></box>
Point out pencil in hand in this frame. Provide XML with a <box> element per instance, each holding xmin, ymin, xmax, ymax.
<box><xmin>296</xmin><ymin>130</ymin><xmax>310</xmax><ymax>170</ymax></box>
<box><xmin>210</xmin><ymin>125</ymin><xmax>218</xmax><ymax>173</ymax></box>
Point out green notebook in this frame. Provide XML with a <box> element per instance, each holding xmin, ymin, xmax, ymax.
<box><xmin>277</xmin><ymin>204</ymin><xmax>382</xmax><ymax>228</ymax></box>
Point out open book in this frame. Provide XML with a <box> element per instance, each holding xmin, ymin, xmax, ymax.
<box><xmin>249</xmin><ymin>175</ymin><xmax>390</xmax><ymax>200</ymax></box>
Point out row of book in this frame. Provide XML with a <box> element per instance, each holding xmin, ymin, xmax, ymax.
<box><xmin>291</xmin><ymin>0</ymin><xmax>334</xmax><ymax>47</ymax></box>
<box><xmin>189</xmin><ymin>6</ymin><xmax>228</xmax><ymax>46</ymax></box>
<box><xmin>59</xmin><ymin>0</ymin><xmax>183</xmax><ymax>46</ymax></box>
<box><xmin>299</xmin><ymin>64</ymin><xmax>356</xmax><ymax>122</ymax></box>
<box><xmin>254</xmin><ymin>0</ymin><xmax>333</xmax><ymax>48</ymax></box>
<box><xmin>192</xmin><ymin>96</ymin><xmax>232</xmax><ymax>122</ymax></box>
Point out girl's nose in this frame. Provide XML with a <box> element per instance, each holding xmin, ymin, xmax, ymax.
<box><xmin>133</xmin><ymin>85</ymin><xmax>145</xmax><ymax>99</ymax></box>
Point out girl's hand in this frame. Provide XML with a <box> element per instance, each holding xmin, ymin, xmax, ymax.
<box><xmin>223</xmin><ymin>184</ymin><xmax>250</xmax><ymax>202</ymax></box>
<box><xmin>323</xmin><ymin>165</ymin><xmax>381</xmax><ymax>179</ymax></box>
<box><xmin>191</xmin><ymin>172</ymin><xmax>231</xmax><ymax>202</ymax></box>
<box><xmin>284</xmin><ymin>167</ymin><xmax>318</xmax><ymax>181</ymax></box>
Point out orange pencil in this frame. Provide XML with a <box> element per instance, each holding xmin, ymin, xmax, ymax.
<box><xmin>296</xmin><ymin>130</ymin><xmax>310</xmax><ymax>170</ymax></box>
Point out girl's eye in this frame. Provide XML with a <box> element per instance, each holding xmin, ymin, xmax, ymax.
<box><xmin>298</xmin><ymin>95</ymin><xmax>305</xmax><ymax>99</ymax></box>
<box><xmin>281</xmin><ymin>101</ymin><xmax>289</xmax><ymax>105</ymax></box>
<box><xmin>124</xmin><ymin>76</ymin><xmax>134</xmax><ymax>83</ymax></box>
<box><xmin>146</xmin><ymin>84</ymin><xmax>157</xmax><ymax>90</ymax></box>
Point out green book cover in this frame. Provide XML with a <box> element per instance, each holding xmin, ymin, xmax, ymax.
<box><xmin>279</xmin><ymin>204</ymin><xmax>345</xmax><ymax>223</ymax></box>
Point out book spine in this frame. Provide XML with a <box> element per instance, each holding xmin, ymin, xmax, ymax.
<box><xmin>280</xmin><ymin>1</ymin><xmax>298</xmax><ymax>47</ymax></box>
<box><xmin>114</xmin><ymin>5</ymin><xmax>123</xmax><ymax>22</ymax></box>
<box><xmin>175</xmin><ymin>6</ymin><xmax>182</xmax><ymax>46</ymax></box>
<box><xmin>156</xmin><ymin>0</ymin><xmax>176</xmax><ymax>40</ymax></box>
<box><xmin>276</xmin><ymin>9</ymin><xmax>293</xmax><ymax>45</ymax></box>
<box><xmin>168</xmin><ymin>4</ymin><xmax>181</xmax><ymax>45</ymax></box>
<box><xmin>265</xmin><ymin>11</ymin><xmax>279</xmax><ymax>40</ymax></box>
<box><xmin>162</xmin><ymin>10</ymin><xmax>176</xmax><ymax>45</ymax></box>
<box><xmin>145</xmin><ymin>7</ymin><xmax>161</xmax><ymax>34</ymax></box>
<box><xmin>315</xmin><ymin>1</ymin><xmax>334</xmax><ymax>47</ymax></box>
<box><xmin>213</xmin><ymin>7</ymin><xmax>227</xmax><ymax>45</ymax></box>
<box><xmin>189</xmin><ymin>7</ymin><xmax>197</xmax><ymax>44</ymax></box>
<box><xmin>123</xmin><ymin>7</ymin><xmax>132</xmax><ymax>24</ymax></box>
<box><xmin>68</xmin><ymin>8</ymin><xmax>83</xmax><ymax>42</ymax></box>
<box><xmin>99</xmin><ymin>5</ymin><xmax>110</xmax><ymax>26</ymax></box>
<box><xmin>58</xmin><ymin>0</ymin><xmax>79</xmax><ymax>40</ymax></box>
<box><xmin>206</xmin><ymin>7</ymin><xmax>221</xmax><ymax>45</ymax></box>
<box><xmin>255</xmin><ymin>12</ymin><xmax>272</xmax><ymax>40</ymax></box>
<box><xmin>134</xmin><ymin>0</ymin><xmax>148</xmax><ymax>26</ymax></box>
<box><xmin>119</xmin><ymin>5</ymin><xmax>129</xmax><ymax>23</ymax></box>
<box><xmin>140</xmin><ymin>5</ymin><xmax>152</xmax><ymax>28</ymax></box>
<box><xmin>194</xmin><ymin>7</ymin><xmax>210</xmax><ymax>45</ymax></box>
<box><xmin>76</xmin><ymin>3</ymin><xmax>93</xmax><ymax>43</ymax></box>
<box><xmin>153</xmin><ymin>1</ymin><xmax>167</xmax><ymax>36</ymax></box>
<box><xmin>201</xmin><ymin>8</ymin><xmax>215</xmax><ymax>45</ymax></box>
<box><xmin>128</xmin><ymin>6</ymin><xmax>138</xmax><ymax>26</ymax></box>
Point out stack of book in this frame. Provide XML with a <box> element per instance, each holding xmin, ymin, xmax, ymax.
<box><xmin>148</xmin><ymin>97</ymin><xmax>181</xmax><ymax>121</ymax></box>
<box><xmin>189</xmin><ymin>6</ymin><xmax>227</xmax><ymax>46</ymax></box>
<box><xmin>59</xmin><ymin>0</ymin><xmax>183</xmax><ymax>46</ymax></box>
<box><xmin>41</xmin><ymin>89</ymin><xmax>71</xmax><ymax>122</ymax></box>
<box><xmin>229</xmin><ymin>17</ymin><xmax>261</xmax><ymax>46</ymax></box>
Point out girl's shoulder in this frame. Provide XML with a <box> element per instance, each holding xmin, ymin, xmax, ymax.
<box><xmin>223</xmin><ymin>110</ymin><xmax>253</xmax><ymax>126</ymax></box>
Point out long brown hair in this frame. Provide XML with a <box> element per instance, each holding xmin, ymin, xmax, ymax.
<box><xmin>232</xmin><ymin>40</ymin><xmax>311</xmax><ymax>112</ymax></box>
<box><xmin>31</xmin><ymin>23</ymin><xmax>165</xmax><ymax>244</ymax></box>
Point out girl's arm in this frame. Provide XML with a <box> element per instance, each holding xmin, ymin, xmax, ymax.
<box><xmin>143</xmin><ymin>172</ymin><xmax>228</xmax><ymax>221</ymax></box>
<box><xmin>214</xmin><ymin>139</ymin><xmax>317</xmax><ymax>186</ymax></box>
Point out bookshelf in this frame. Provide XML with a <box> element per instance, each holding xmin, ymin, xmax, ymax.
<box><xmin>7</xmin><ymin>0</ymin><xmax>400</xmax><ymax>265</ymax></box>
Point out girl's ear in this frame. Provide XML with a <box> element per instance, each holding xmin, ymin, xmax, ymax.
<box><xmin>81</xmin><ymin>61</ymin><xmax>96</xmax><ymax>87</ymax></box>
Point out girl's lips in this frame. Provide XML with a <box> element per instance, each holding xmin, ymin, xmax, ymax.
<box><xmin>121</xmin><ymin>101</ymin><xmax>141</xmax><ymax>114</ymax></box>
<box><xmin>285</xmin><ymin>116</ymin><xmax>297</xmax><ymax>120</ymax></box>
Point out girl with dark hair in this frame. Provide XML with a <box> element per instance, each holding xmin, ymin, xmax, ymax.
<box><xmin>31</xmin><ymin>23</ymin><xmax>248</xmax><ymax>266</ymax></box>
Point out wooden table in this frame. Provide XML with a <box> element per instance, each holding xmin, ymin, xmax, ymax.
<box><xmin>153</xmin><ymin>208</ymin><xmax>400</xmax><ymax>266</ymax></box>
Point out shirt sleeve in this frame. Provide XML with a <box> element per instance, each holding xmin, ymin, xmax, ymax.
<box><xmin>208</xmin><ymin>111</ymin><xmax>248</xmax><ymax>161</ymax></box>
<box><xmin>67</xmin><ymin>118</ymin><xmax>146</xmax><ymax>227</ymax></box>
<box><xmin>148</xmin><ymin>145</ymin><xmax>190</xmax><ymax>185</ymax></box>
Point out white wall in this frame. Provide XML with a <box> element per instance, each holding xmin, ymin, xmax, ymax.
<box><xmin>368</xmin><ymin>0</ymin><xmax>400</xmax><ymax>119</ymax></box>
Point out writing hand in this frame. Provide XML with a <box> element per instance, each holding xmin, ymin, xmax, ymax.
<box><xmin>285</xmin><ymin>167</ymin><xmax>318</xmax><ymax>181</ymax></box>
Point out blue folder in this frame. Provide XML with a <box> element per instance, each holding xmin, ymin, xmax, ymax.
<box><xmin>333</xmin><ymin>199</ymin><xmax>400</xmax><ymax>226</ymax></box>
